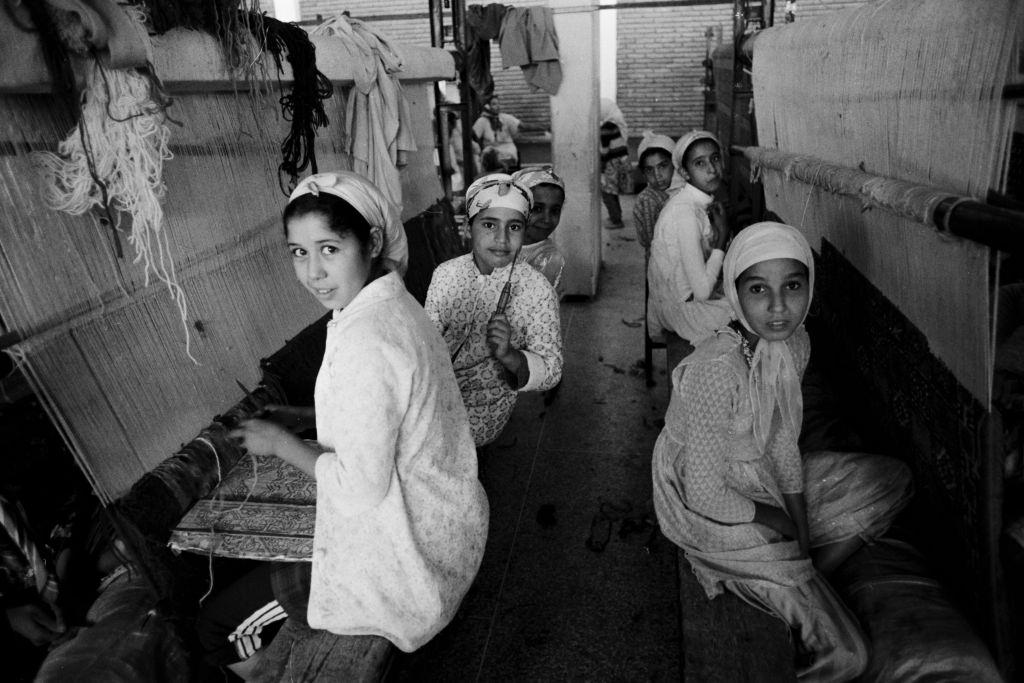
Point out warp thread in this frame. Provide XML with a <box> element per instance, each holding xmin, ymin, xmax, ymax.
<box><xmin>194</xmin><ymin>431</ymin><xmax>260</xmax><ymax>606</ymax></box>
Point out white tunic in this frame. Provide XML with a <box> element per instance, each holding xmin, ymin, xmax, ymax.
<box><xmin>307</xmin><ymin>272</ymin><xmax>489</xmax><ymax>652</ymax></box>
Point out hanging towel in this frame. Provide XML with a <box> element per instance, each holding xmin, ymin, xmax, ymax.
<box><xmin>498</xmin><ymin>6</ymin><xmax>562</xmax><ymax>95</ymax></box>
<box><xmin>465</xmin><ymin>4</ymin><xmax>509</xmax><ymax>102</ymax></box>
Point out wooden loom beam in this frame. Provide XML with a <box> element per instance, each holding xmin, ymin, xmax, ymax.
<box><xmin>737</xmin><ymin>145</ymin><xmax>1024</xmax><ymax>253</ymax></box>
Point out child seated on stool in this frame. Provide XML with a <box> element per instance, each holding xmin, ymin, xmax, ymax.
<box><xmin>648</xmin><ymin>130</ymin><xmax>735</xmax><ymax>368</ymax></box>
<box><xmin>511</xmin><ymin>165</ymin><xmax>567</xmax><ymax>297</ymax></box>
<box><xmin>632</xmin><ymin>130</ymin><xmax>683</xmax><ymax>261</ymax></box>
<box><xmin>426</xmin><ymin>174</ymin><xmax>563</xmax><ymax>447</ymax></box>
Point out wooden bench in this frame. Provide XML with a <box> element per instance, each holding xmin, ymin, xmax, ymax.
<box><xmin>678</xmin><ymin>551</ymin><xmax>796</xmax><ymax>682</ymax></box>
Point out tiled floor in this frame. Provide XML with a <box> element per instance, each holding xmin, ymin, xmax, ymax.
<box><xmin>391</xmin><ymin>196</ymin><xmax>681</xmax><ymax>681</ymax></box>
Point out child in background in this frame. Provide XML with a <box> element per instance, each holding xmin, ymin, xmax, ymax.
<box><xmin>599</xmin><ymin>98</ymin><xmax>631</xmax><ymax>229</ymax></box>
<box><xmin>647</xmin><ymin>130</ymin><xmax>734</xmax><ymax>354</ymax></box>
<box><xmin>425</xmin><ymin>174</ymin><xmax>563</xmax><ymax>447</ymax></box>
<box><xmin>633</xmin><ymin>130</ymin><xmax>683</xmax><ymax>260</ymax></box>
<box><xmin>653</xmin><ymin>222</ymin><xmax>912</xmax><ymax>680</ymax></box>
<box><xmin>201</xmin><ymin>172</ymin><xmax>488</xmax><ymax>679</ymax></box>
<box><xmin>511</xmin><ymin>165</ymin><xmax>567</xmax><ymax>297</ymax></box>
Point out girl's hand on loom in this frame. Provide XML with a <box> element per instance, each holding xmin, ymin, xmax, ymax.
<box><xmin>487</xmin><ymin>313</ymin><xmax>514</xmax><ymax>362</ymax></box>
<box><xmin>230</xmin><ymin>418</ymin><xmax>297</xmax><ymax>457</ymax></box>
<box><xmin>256</xmin><ymin>405</ymin><xmax>315</xmax><ymax>434</ymax></box>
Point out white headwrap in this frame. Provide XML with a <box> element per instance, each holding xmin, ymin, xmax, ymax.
<box><xmin>511</xmin><ymin>165</ymin><xmax>564</xmax><ymax>192</ymax></box>
<box><xmin>672</xmin><ymin>130</ymin><xmax>721</xmax><ymax>174</ymax></box>
<box><xmin>288</xmin><ymin>171</ymin><xmax>408</xmax><ymax>275</ymax></box>
<box><xmin>637</xmin><ymin>130</ymin><xmax>686</xmax><ymax>193</ymax></box>
<box><xmin>723</xmin><ymin>222</ymin><xmax>815</xmax><ymax>452</ymax></box>
<box><xmin>637</xmin><ymin>130</ymin><xmax>674</xmax><ymax>163</ymax></box>
<box><xmin>466</xmin><ymin>173</ymin><xmax>533</xmax><ymax>221</ymax></box>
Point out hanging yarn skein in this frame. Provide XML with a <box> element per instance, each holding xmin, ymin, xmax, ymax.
<box><xmin>33</xmin><ymin>5</ymin><xmax>191</xmax><ymax>357</ymax></box>
<box><xmin>247</xmin><ymin>12</ymin><xmax>333</xmax><ymax>193</ymax></box>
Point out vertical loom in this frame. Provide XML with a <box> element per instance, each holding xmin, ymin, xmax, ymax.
<box><xmin>0</xmin><ymin>23</ymin><xmax>454</xmax><ymax>504</ymax></box>
<box><xmin>741</xmin><ymin>0</ymin><xmax>1021</xmax><ymax>672</ymax></box>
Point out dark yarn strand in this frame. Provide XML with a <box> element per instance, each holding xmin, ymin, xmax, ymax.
<box><xmin>250</xmin><ymin>13</ymin><xmax>334</xmax><ymax>193</ymax></box>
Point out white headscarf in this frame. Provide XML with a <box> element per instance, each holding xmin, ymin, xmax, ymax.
<box><xmin>672</xmin><ymin>130</ymin><xmax>721</xmax><ymax>175</ymax></box>
<box><xmin>289</xmin><ymin>171</ymin><xmax>408</xmax><ymax>275</ymax></box>
<box><xmin>723</xmin><ymin>222</ymin><xmax>815</xmax><ymax>452</ymax></box>
<box><xmin>637</xmin><ymin>130</ymin><xmax>686</xmax><ymax>193</ymax></box>
<box><xmin>465</xmin><ymin>173</ymin><xmax>533</xmax><ymax>221</ymax></box>
<box><xmin>599</xmin><ymin>98</ymin><xmax>629</xmax><ymax>140</ymax></box>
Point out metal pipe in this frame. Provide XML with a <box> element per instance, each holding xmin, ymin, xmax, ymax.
<box><xmin>451</xmin><ymin>0</ymin><xmax>476</xmax><ymax>182</ymax></box>
<box><xmin>933</xmin><ymin>198</ymin><xmax>1024</xmax><ymax>253</ymax></box>
<box><xmin>737</xmin><ymin>145</ymin><xmax>1024</xmax><ymax>252</ymax></box>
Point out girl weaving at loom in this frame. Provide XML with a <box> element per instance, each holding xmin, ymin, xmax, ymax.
<box><xmin>197</xmin><ymin>172</ymin><xmax>488</xmax><ymax>679</ymax></box>
<box><xmin>511</xmin><ymin>164</ymin><xmax>567</xmax><ymax>297</ymax></box>
<box><xmin>652</xmin><ymin>222</ymin><xmax>913</xmax><ymax>681</ymax></box>
<box><xmin>425</xmin><ymin>173</ymin><xmax>563</xmax><ymax>448</ymax></box>
<box><xmin>647</xmin><ymin>130</ymin><xmax>735</xmax><ymax>362</ymax></box>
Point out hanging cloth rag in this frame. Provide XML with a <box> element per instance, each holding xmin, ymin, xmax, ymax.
<box><xmin>311</xmin><ymin>15</ymin><xmax>417</xmax><ymax>213</ymax></box>
<box><xmin>498</xmin><ymin>6</ymin><xmax>562</xmax><ymax>95</ymax></box>
<box><xmin>465</xmin><ymin>4</ymin><xmax>509</xmax><ymax>103</ymax></box>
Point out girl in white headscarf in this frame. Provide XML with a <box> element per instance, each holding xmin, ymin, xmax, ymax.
<box><xmin>647</xmin><ymin>130</ymin><xmax>734</xmax><ymax>354</ymax></box>
<box><xmin>652</xmin><ymin>222</ymin><xmax>913</xmax><ymax>681</ymax></box>
<box><xmin>425</xmin><ymin>173</ymin><xmax>563</xmax><ymax>447</ymax></box>
<box><xmin>198</xmin><ymin>171</ymin><xmax>488</xmax><ymax>678</ymax></box>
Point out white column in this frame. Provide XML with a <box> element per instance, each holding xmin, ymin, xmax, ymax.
<box><xmin>550</xmin><ymin>0</ymin><xmax>601</xmax><ymax>297</ymax></box>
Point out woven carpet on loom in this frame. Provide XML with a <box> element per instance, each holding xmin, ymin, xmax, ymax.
<box><xmin>170</xmin><ymin>454</ymin><xmax>315</xmax><ymax>562</ymax></box>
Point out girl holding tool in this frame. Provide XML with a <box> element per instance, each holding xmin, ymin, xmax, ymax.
<box><xmin>197</xmin><ymin>172</ymin><xmax>488</xmax><ymax>680</ymax></box>
<box><xmin>652</xmin><ymin>222</ymin><xmax>912</xmax><ymax>681</ymax></box>
<box><xmin>425</xmin><ymin>173</ymin><xmax>563</xmax><ymax>447</ymax></box>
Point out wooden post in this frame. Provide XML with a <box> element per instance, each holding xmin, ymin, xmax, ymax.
<box><xmin>550</xmin><ymin>0</ymin><xmax>601</xmax><ymax>297</ymax></box>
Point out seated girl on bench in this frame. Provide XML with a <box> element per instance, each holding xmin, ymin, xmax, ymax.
<box><xmin>425</xmin><ymin>173</ymin><xmax>563</xmax><ymax>447</ymax></box>
<box><xmin>199</xmin><ymin>171</ymin><xmax>488</xmax><ymax>680</ymax></box>
<box><xmin>653</xmin><ymin>222</ymin><xmax>912</xmax><ymax>681</ymax></box>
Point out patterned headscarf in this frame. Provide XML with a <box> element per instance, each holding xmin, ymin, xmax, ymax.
<box><xmin>511</xmin><ymin>165</ymin><xmax>564</xmax><ymax>192</ymax></box>
<box><xmin>289</xmin><ymin>171</ymin><xmax>408</xmax><ymax>275</ymax></box>
<box><xmin>672</xmin><ymin>130</ymin><xmax>721</xmax><ymax>173</ymax></box>
<box><xmin>723</xmin><ymin>222</ymin><xmax>815</xmax><ymax>453</ymax></box>
<box><xmin>466</xmin><ymin>173</ymin><xmax>533</xmax><ymax>221</ymax></box>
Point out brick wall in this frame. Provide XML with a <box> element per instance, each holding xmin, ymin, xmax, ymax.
<box><xmin>295</xmin><ymin>1</ymin><xmax>871</xmax><ymax>139</ymax></box>
<box><xmin>615</xmin><ymin>0</ymin><xmax>871</xmax><ymax>140</ymax></box>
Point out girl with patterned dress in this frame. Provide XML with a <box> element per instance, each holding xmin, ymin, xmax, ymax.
<box><xmin>652</xmin><ymin>222</ymin><xmax>913</xmax><ymax>681</ymax></box>
<box><xmin>198</xmin><ymin>172</ymin><xmax>488</xmax><ymax>680</ymax></box>
<box><xmin>425</xmin><ymin>174</ymin><xmax>563</xmax><ymax>447</ymax></box>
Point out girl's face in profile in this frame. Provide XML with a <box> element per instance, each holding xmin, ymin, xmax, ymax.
<box><xmin>736</xmin><ymin>258</ymin><xmax>810</xmax><ymax>343</ymax></box>
<box><xmin>524</xmin><ymin>185</ymin><xmax>565</xmax><ymax>245</ymax></box>
<box><xmin>683</xmin><ymin>140</ymin><xmax>724</xmax><ymax>195</ymax></box>
<box><xmin>471</xmin><ymin>206</ymin><xmax>526</xmax><ymax>274</ymax></box>
<box><xmin>287</xmin><ymin>213</ymin><xmax>377</xmax><ymax>310</ymax></box>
